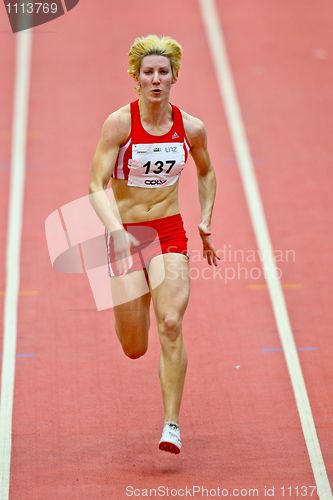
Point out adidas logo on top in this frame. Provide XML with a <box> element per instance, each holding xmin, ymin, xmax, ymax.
<box><xmin>172</xmin><ymin>132</ymin><xmax>180</xmax><ymax>139</ymax></box>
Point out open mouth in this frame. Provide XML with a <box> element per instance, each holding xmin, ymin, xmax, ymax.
<box><xmin>152</xmin><ymin>89</ymin><xmax>161</xmax><ymax>94</ymax></box>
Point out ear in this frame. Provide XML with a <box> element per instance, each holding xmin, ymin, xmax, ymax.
<box><xmin>133</xmin><ymin>74</ymin><xmax>141</xmax><ymax>87</ymax></box>
<box><xmin>133</xmin><ymin>77</ymin><xmax>141</xmax><ymax>94</ymax></box>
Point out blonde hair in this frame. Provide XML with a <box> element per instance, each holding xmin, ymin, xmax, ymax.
<box><xmin>128</xmin><ymin>34</ymin><xmax>183</xmax><ymax>83</ymax></box>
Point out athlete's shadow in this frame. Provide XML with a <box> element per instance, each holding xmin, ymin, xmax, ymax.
<box><xmin>138</xmin><ymin>457</ymin><xmax>185</xmax><ymax>477</ymax></box>
<box><xmin>111</xmin><ymin>430</ymin><xmax>185</xmax><ymax>477</ymax></box>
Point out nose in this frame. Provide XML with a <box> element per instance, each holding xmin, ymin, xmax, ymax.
<box><xmin>152</xmin><ymin>71</ymin><xmax>160</xmax><ymax>84</ymax></box>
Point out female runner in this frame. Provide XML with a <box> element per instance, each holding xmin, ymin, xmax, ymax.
<box><xmin>89</xmin><ymin>34</ymin><xmax>219</xmax><ymax>454</ymax></box>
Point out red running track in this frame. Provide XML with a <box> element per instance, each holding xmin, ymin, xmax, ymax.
<box><xmin>1</xmin><ymin>1</ymin><xmax>332</xmax><ymax>498</ymax></box>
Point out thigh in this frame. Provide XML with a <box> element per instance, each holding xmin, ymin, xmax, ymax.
<box><xmin>148</xmin><ymin>253</ymin><xmax>190</xmax><ymax>320</ymax></box>
<box><xmin>110</xmin><ymin>268</ymin><xmax>150</xmax><ymax>306</ymax></box>
<box><xmin>110</xmin><ymin>269</ymin><xmax>151</xmax><ymax>330</ymax></box>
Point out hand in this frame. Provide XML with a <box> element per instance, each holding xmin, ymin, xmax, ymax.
<box><xmin>198</xmin><ymin>222</ymin><xmax>220</xmax><ymax>266</ymax></box>
<box><xmin>111</xmin><ymin>228</ymin><xmax>140</xmax><ymax>275</ymax></box>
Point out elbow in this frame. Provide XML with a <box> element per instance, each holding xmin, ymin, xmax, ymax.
<box><xmin>206</xmin><ymin>165</ymin><xmax>216</xmax><ymax>182</ymax></box>
<box><xmin>198</xmin><ymin>164</ymin><xmax>215</xmax><ymax>179</ymax></box>
<box><xmin>207</xmin><ymin>164</ymin><xmax>216</xmax><ymax>176</ymax></box>
<box><xmin>89</xmin><ymin>180</ymin><xmax>103</xmax><ymax>195</ymax></box>
<box><xmin>88</xmin><ymin>183</ymin><xmax>102</xmax><ymax>209</ymax></box>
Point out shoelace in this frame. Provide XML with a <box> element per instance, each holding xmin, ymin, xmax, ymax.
<box><xmin>167</xmin><ymin>423</ymin><xmax>179</xmax><ymax>431</ymax></box>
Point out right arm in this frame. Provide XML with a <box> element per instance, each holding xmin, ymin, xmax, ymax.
<box><xmin>88</xmin><ymin>110</ymin><xmax>129</xmax><ymax>232</ymax></box>
<box><xmin>89</xmin><ymin>108</ymin><xmax>138</xmax><ymax>273</ymax></box>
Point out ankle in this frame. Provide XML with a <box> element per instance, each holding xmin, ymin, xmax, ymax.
<box><xmin>164</xmin><ymin>419</ymin><xmax>179</xmax><ymax>427</ymax></box>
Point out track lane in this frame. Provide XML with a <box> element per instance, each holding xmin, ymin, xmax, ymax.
<box><xmin>214</xmin><ymin>0</ymin><xmax>333</xmax><ymax>492</ymax></box>
<box><xmin>0</xmin><ymin>9</ymin><xmax>15</xmax><ymax>347</ymax></box>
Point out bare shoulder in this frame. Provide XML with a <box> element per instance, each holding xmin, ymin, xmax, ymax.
<box><xmin>100</xmin><ymin>104</ymin><xmax>131</xmax><ymax>146</ymax></box>
<box><xmin>180</xmin><ymin>110</ymin><xmax>207</xmax><ymax>148</ymax></box>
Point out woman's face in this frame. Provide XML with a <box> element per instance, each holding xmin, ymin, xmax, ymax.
<box><xmin>137</xmin><ymin>55</ymin><xmax>175</xmax><ymax>102</ymax></box>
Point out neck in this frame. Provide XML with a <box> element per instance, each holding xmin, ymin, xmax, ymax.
<box><xmin>138</xmin><ymin>96</ymin><xmax>172</xmax><ymax>126</ymax></box>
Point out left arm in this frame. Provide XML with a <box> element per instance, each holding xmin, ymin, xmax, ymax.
<box><xmin>186</xmin><ymin>116</ymin><xmax>220</xmax><ymax>266</ymax></box>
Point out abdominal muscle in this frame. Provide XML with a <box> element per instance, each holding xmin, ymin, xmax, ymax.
<box><xmin>110</xmin><ymin>177</ymin><xmax>180</xmax><ymax>223</ymax></box>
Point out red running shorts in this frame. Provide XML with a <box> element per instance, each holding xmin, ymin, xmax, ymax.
<box><xmin>105</xmin><ymin>213</ymin><xmax>188</xmax><ymax>277</ymax></box>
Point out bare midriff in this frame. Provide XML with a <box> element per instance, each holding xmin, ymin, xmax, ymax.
<box><xmin>110</xmin><ymin>177</ymin><xmax>180</xmax><ymax>223</ymax></box>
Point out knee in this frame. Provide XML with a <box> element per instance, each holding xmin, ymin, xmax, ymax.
<box><xmin>159</xmin><ymin>312</ymin><xmax>181</xmax><ymax>342</ymax></box>
<box><xmin>123</xmin><ymin>346</ymin><xmax>147</xmax><ymax>359</ymax></box>
<box><xmin>115</xmin><ymin>324</ymin><xmax>149</xmax><ymax>360</ymax></box>
<box><xmin>121</xmin><ymin>336</ymin><xmax>148</xmax><ymax>359</ymax></box>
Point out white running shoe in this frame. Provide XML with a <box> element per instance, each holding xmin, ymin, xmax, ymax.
<box><xmin>159</xmin><ymin>421</ymin><xmax>181</xmax><ymax>454</ymax></box>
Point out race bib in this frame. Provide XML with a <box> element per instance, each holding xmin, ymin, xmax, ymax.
<box><xmin>128</xmin><ymin>142</ymin><xmax>185</xmax><ymax>188</ymax></box>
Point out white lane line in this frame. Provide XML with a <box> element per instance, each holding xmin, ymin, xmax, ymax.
<box><xmin>198</xmin><ymin>1</ymin><xmax>332</xmax><ymax>498</ymax></box>
<box><xmin>0</xmin><ymin>30</ymin><xmax>33</xmax><ymax>500</ymax></box>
